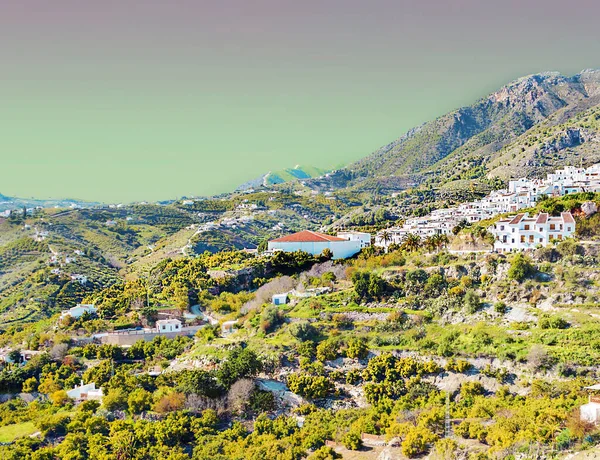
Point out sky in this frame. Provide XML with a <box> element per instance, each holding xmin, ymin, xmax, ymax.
<box><xmin>1</xmin><ymin>0</ymin><xmax>600</xmax><ymax>203</ymax></box>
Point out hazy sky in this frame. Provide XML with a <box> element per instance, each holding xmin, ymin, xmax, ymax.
<box><xmin>2</xmin><ymin>0</ymin><xmax>600</xmax><ymax>202</ymax></box>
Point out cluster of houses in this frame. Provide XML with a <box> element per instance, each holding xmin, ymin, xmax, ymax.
<box><xmin>373</xmin><ymin>163</ymin><xmax>597</xmax><ymax>252</ymax></box>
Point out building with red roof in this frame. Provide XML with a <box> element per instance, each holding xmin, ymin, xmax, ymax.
<box><xmin>490</xmin><ymin>212</ymin><xmax>576</xmax><ymax>253</ymax></box>
<box><xmin>268</xmin><ymin>230</ymin><xmax>367</xmax><ymax>259</ymax></box>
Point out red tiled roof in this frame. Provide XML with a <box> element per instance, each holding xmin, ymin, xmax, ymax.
<box><xmin>561</xmin><ymin>212</ymin><xmax>575</xmax><ymax>224</ymax></box>
<box><xmin>509</xmin><ymin>214</ymin><xmax>524</xmax><ymax>225</ymax></box>
<box><xmin>536</xmin><ymin>213</ymin><xmax>548</xmax><ymax>224</ymax></box>
<box><xmin>270</xmin><ymin>230</ymin><xmax>346</xmax><ymax>243</ymax></box>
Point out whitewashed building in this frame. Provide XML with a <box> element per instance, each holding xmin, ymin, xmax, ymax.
<box><xmin>60</xmin><ymin>304</ymin><xmax>97</xmax><ymax>320</ymax></box>
<box><xmin>156</xmin><ymin>318</ymin><xmax>182</xmax><ymax>333</ymax></box>
<box><xmin>272</xmin><ymin>293</ymin><xmax>289</xmax><ymax>305</ymax></box>
<box><xmin>268</xmin><ymin>230</ymin><xmax>364</xmax><ymax>259</ymax></box>
<box><xmin>337</xmin><ymin>231</ymin><xmax>372</xmax><ymax>249</ymax></box>
<box><xmin>581</xmin><ymin>384</ymin><xmax>600</xmax><ymax>424</ymax></box>
<box><xmin>67</xmin><ymin>382</ymin><xmax>104</xmax><ymax>402</ymax></box>
<box><xmin>490</xmin><ymin>212</ymin><xmax>576</xmax><ymax>253</ymax></box>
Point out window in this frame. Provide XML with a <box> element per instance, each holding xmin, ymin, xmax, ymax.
<box><xmin>520</xmin><ymin>236</ymin><xmax>525</xmax><ymax>243</ymax></box>
<box><xmin>529</xmin><ymin>235</ymin><xmax>534</xmax><ymax>243</ymax></box>
<box><xmin>512</xmin><ymin>228</ymin><xmax>515</xmax><ymax>233</ymax></box>
<box><xmin>539</xmin><ymin>238</ymin><xmax>543</xmax><ymax>243</ymax></box>
<box><xmin>567</xmin><ymin>226</ymin><xmax>571</xmax><ymax>231</ymax></box>
<box><xmin>511</xmin><ymin>238</ymin><xmax>515</xmax><ymax>243</ymax></box>
<box><xmin>524</xmin><ymin>225</ymin><xmax>530</xmax><ymax>230</ymax></box>
<box><xmin>550</xmin><ymin>224</ymin><xmax>556</xmax><ymax>230</ymax></box>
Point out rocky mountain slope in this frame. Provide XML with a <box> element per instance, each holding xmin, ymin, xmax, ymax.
<box><xmin>305</xmin><ymin>69</ymin><xmax>600</xmax><ymax>194</ymax></box>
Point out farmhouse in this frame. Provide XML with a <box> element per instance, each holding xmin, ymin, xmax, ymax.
<box><xmin>156</xmin><ymin>318</ymin><xmax>182</xmax><ymax>333</ymax></box>
<box><xmin>490</xmin><ymin>212</ymin><xmax>575</xmax><ymax>253</ymax></box>
<box><xmin>268</xmin><ymin>230</ymin><xmax>364</xmax><ymax>259</ymax></box>
<box><xmin>67</xmin><ymin>382</ymin><xmax>104</xmax><ymax>402</ymax></box>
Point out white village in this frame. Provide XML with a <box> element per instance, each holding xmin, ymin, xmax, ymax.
<box><xmin>264</xmin><ymin>163</ymin><xmax>600</xmax><ymax>260</ymax></box>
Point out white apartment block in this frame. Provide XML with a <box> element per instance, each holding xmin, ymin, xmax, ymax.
<box><xmin>490</xmin><ymin>212</ymin><xmax>575</xmax><ymax>253</ymax></box>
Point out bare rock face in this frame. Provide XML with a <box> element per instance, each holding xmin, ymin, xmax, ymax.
<box><xmin>582</xmin><ymin>201</ymin><xmax>598</xmax><ymax>217</ymax></box>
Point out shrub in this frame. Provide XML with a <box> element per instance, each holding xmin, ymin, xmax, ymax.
<box><xmin>316</xmin><ymin>341</ymin><xmax>338</xmax><ymax>362</ymax></box>
<box><xmin>346</xmin><ymin>338</ymin><xmax>368</xmax><ymax>360</ymax></box>
<box><xmin>290</xmin><ymin>322</ymin><xmax>318</xmax><ymax>342</ymax></box>
<box><xmin>508</xmin><ymin>254</ymin><xmax>534</xmax><ymax>282</ymax></box>
<box><xmin>464</xmin><ymin>290</ymin><xmax>482</xmax><ymax>314</ymax></box>
<box><xmin>287</xmin><ymin>373</ymin><xmax>333</xmax><ymax>400</ymax></box>
<box><xmin>342</xmin><ymin>431</ymin><xmax>362</xmax><ymax>450</ymax></box>
<box><xmin>494</xmin><ymin>301</ymin><xmax>507</xmax><ymax>314</ymax></box>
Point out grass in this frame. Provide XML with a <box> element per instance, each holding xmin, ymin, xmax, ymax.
<box><xmin>0</xmin><ymin>421</ymin><xmax>36</xmax><ymax>442</ymax></box>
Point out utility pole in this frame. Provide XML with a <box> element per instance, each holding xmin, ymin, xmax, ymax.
<box><xmin>445</xmin><ymin>391</ymin><xmax>451</xmax><ymax>439</ymax></box>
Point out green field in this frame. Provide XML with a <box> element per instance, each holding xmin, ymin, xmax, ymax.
<box><xmin>0</xmin><ymin>421</ymin><xmax>36</xmax><ymax>443</ymax></box>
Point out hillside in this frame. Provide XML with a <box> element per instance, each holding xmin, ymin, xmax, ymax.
<box><xmin>304</xmin><ymin>70</ymin><xmax>600</xmax><ymax>195</ymax></box>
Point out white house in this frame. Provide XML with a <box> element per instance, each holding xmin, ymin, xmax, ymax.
<box><xmin>70</xmin><ymin>274</ymin><xmax>88</xmax><ymax>285</ymax></box>
<box><xmin>272</xmin><ymin>293</ymin><xmax>289</xmax><ymax>305</ymax></box>
<box><xmin>337</xmin><ymin>231</ymin><xmax>372</xmax><ymax>249</ymax></box>
<box><xmin>581</xmin><ymin>384</ymin><xmax>600</xmax><ymax>424</ymax></box>
<box><xmin>156</xmin><ymin>318</ymin><xmax>182</xmax><ymax>333</ymax></box>
<box><xmin>221</xmin><ymin>320</ymin><xmax>239</xmax><ymax>335</ymax></box>
<box><xmin>490</xmin><ymin>212</ymin><xmax>576</xmax><ymax>253</ymax></box>
<box><xmin>268</xmin><ymin>230</ymin><xmax>363</xmax><ymax>259</ymax></box>
<box><xmin>67</xmin><ymin>382</ymin><xmax>104</xmax><ymax>402</ymax></box>
<box><xmin>60</xmin><ymin>304</ymin><xmax>97</xmax><ymax>320</ymax></box>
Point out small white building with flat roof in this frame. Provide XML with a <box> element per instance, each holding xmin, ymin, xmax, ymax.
<box><xmin>156</xmin><ymin>318</ymin><xmax>182</xmax><ymax>333</ymax></box>
<box><xmin>272</xmin><ymin>293</ymin><xmax>289</xmax><ymax>306</ymax></box>
<box><xmin>581</xmin><ymin>384</ymin><xmax>600</xmax><ymax>424</ymax></box>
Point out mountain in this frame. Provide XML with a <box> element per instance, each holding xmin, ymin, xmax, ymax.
<box><xmin>235</xmin><ymin>165</ymin><xmax>328</xmax><ymax>191</ymax></box>
<box><xmin>0</xmin><ymin>193</ymin><xmax>99</xmax><ymax>212</ymax></box>
<box><xmin>304</xmin><ymin>69</ymin><xmax>600</xmax><ymax>194</ymax></box>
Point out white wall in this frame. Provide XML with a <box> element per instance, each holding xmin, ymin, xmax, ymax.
<box><xmin>268</xmin><ymin>240</ymin><xmax>362</xmax><ymax>259</ymax></box>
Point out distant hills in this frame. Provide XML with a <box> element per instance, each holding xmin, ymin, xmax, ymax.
<box><xmin>0</xmin><ymin>193</ymin><xmax>99</xmax><ymax>212</ymax></box>
<box><xmin>236</xmin><ymin>165</ymin><xmax>329</xmax><ymax>191</ymax></box>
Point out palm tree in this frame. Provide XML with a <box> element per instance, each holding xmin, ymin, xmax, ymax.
<box><xmin>401</xmin><ymin>233</ymin><xmax>421</xmax><ymax>252</ymax></box>
<box><xmin>424</xmin><ymin>235</ymin><xmax>437</xmax><ymax>253</ymax></box>
<box><xmin>438</xmin><ymin>234</ymin><xmax>450</xmax><ymax>250</ymax></box>
<box><xmin>380</xmin><ymin>230</ymin><xmax>392</xmax><ymax>248</ymax></box>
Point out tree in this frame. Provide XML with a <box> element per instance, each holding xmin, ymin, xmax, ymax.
<box><xmin>154</xmin><ymin>392</ymin><xmax>186</xmax><ymax>413</ymax></box>
<box><xmin>316</xmin><ymin>341</ymin><xmax>337</xmax><ymax>362</ymax></box>
<box><xmin>401</xmin><ymin>233</ymin><xmax>421</xmax><ymax>252</ymax></box>
<box><xmin>227</xmin><ymin>378</ymin><xmax>255</xmax><ymax>414</ymax></box>
<box><xmin>50</xmin><ymin>390</ymin><xmax>71</xmax><ymax>406</ymax></box>
<box><xmin>320</xmin><ymin>248</ymin><xmax>333</xmax><ymax>260</ymax></box>
<box><xmin>289</xmin><ymin>322</ymin><xmax>317</xmax><ymax>342</ymax></box>
<box><xmin>463</xmin><ymin>290</ymin><xmax>482</xmax><ymax>314</ymax></box>
<box><xmin>127</xmin><ymin>388</ymin><xmax>153</xmax><ymax>414</ymax></box>
<box><xmin>346</xmin><ymin>338</ymin><xmax>368</xmax><ymax>360</ymax></box>
<box><xmin>103</xmin><ymin>388</ymin><xmax>128</xmax><ymax>412</ymax></box>
<box><xmin>342</xmin><ymin>431</ymin><xmax>362</xmax><ymax>450</ymax></box>
<box><xmin>216</xmin><ymin>347</ymin><xmax>262</xmax><ymax>388</ymax></box>
<box><xmin>401</xmin><ymin>426</ymin><xmax>438</xmax><ymax>458</ymax></box>
<box><xmin>508</xmin><ymin>253</ymin><xmax>534</xmax><ymax>282</ymax></box>
<box><xmin>287</xmin><ymin>373</ymin><xmax>333</xmax><ymax>400</ymax></box>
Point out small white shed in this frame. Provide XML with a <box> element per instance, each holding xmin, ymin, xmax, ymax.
<box><xmin>272</xmin><ymin>293</ymin><xmax>289</xmax><ymax>306</ymax></box>
<box><xmin>581</xmin><ymin>384</ymin><xmax>600</xmax><ymax>424</ymax></box>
